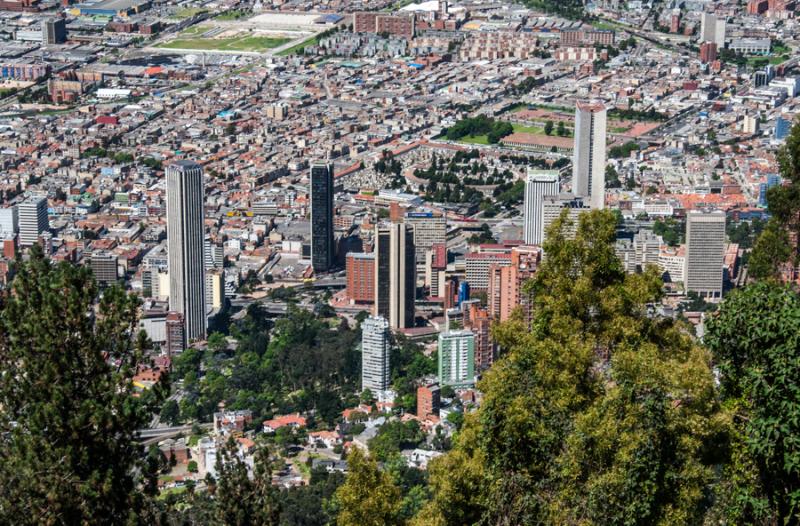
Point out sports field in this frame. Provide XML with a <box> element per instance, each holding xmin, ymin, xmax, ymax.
<box><xmin>157</xmin><ymin>31</ymin><xmax>291</xmax><ymax>52</ymax></box>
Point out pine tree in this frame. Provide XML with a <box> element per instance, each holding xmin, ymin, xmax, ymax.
<box><xmin>0</xmin><ymin>246</ymin><xmax>165</xmax><ymax>525</ymax></box>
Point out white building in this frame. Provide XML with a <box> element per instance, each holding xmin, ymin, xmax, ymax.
<box><xmin>523</xmin><ymin>169</ymin><xmax>560</xmax><ymax>245</ymax></box>
<box><xmin>685</xmin><ymin>209</ymin><xmax>726</xmax><ymax>299</ymax></box>
<box><xmin>361</xmin><ymin>315</ymin><xmax>391</xmax><ymax>393</ymax></box>
<box><xmin>541</xmin><ymin>194</ymin><xmax>591</xmax><ymax>241</ymax></box>
<box><xmin>18</xmin><ymin>196</ymin><xmax>48</xmax><ymax>247</ymax></box>
<box><xmin>166</xmin><ymin>161</ymin><xmax>207</xmax><ymax>341</ymax></box>
<box><xmin>438</xmin><ymin>330</ymin><xmax>475</xmax><ymax>388</ymax></box>
<box><xmin>0</xmin><ymin>206</ymin><xmax>18</xmax><ymax>235</ymax></box>
<box><xmin>572</xmin><ymin>102</ymin><xmax>607</xmax><ymax>210</ymax></box>
<box><xmin>700</xmin><ymin>13</ymin><xmax>726</xmax><ymax>48</ymax></box>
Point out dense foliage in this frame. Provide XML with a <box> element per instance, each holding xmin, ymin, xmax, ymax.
<box><xmin>444</xmin><ymin>116</ymin><xmax>514</xmax><ymax>144</ymax></box>
<box><xmin>410</xmin><ymin>210</ymin><xmax>726</xmax><ymax>525</ymax></box>
<box><xmin>0</xmin><ymin>247</ymin><xmax>165</xmax><ymax>525</ymax></box>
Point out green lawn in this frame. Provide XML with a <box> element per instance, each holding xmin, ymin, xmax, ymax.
<box><xmin>157</xmin><ymin>34</ymin><xmax>291</xmax><ymax>52</ymax></box>
<box><xmin>275</xmin><ymin>34</ymin><xmax>320</xmax><ymax>56</ymax></box>
<box><xmin>180</xmin><ymin>25</ymin><xmax>211</xmax><ymax>36</ymax></box>
<box><xmin>216</xmin><ymin>9</ymin><xmax>250</xmax><ymax>21</ymax></box>
<box><xmin>174</xmin><ymin>7</ymin><xmax>206</xmax><ymax>18</ymax></box>
<box><xmin>458</xmin><ymin>135</ymin><xmax>490</xmax><ymax>145</ymax></box>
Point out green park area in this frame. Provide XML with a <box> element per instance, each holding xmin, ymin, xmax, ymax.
<box><xmin>157</xmin><ymin>31</ymin><xmax>291</xmax><ymax>52</ymax></box>
<box><xmin>173</xmin><ymin>7</ymin><xmax>206</xmax><ymax>18</ymax></box>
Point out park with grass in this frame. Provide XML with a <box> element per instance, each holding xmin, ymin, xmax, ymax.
<box><xmin>156</xmin><ymin>27</ymin><xmax>291</xmax><ymax>52</ymax></box>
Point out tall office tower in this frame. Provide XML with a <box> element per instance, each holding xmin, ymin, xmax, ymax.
<box><xmin>166</xmin><ymin>160</ymin><xmax>206</xmax><ymax>341</ymax></box>
<box><xmin>374</xmin><ymin>222</ymin><xmax>416</xmax><ymax>329</ymax></box>
<box><xmin>42</xmin><ymin>18</ymin><xmax>66</xmax><ymax>44</ymax></box>
<box><xmin>0</xmin><ymin>206</ymin><xmax>18</xmax><ymax>235</ymax></box>
<box><xmin>572</xmin><ymin>102</ymin><xmax>607</xmax><ymax>210</ymax></box>
<box><xmin>542</xmin><ymin>194</ymin><xmax>591</xmax><ymax>241</ymax></box>
<box><xmin>438</xmin><ymin>330</ymin><xmax>475</xmax><ymax>388</ymax></box>
<box><xmin>523</xmin><ymin>169</ymin><xmax>560</xmax><ymax>244</ymax></box>
<box><xmin>405</xmin><ymin>212</ymin><xmax>446</xmax><ymax>262</ymax></box>
<box><xmin>361</xmin><ymin>315</ymin><xmax>391</xmax><ymax>392</ymax></box>
<box><xmin>90</xmin><ymin>252</ymin><xmax>118</xmax><ymax>287</ymax></box>
<box><xmin>685</xmin><ymin>209</ymin><xmax>726</xmax><ymax>299</ymax></box>
<box><xmin>310</xmin><ymin>162</ymin><xmax>334</xmax><ymax>273</ymax></box>
<box><xmin>18</xmin><ymin>196</ymin><xmax>48</xmax><ymax>247</ymax></box>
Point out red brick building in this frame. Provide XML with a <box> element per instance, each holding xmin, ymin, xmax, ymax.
<box><xmin>346</xmin><ymin>252</ymin><xmax>375</xmax><ymax>304</ymax></box>
<box><xmin>417</xmin><ymin>383</ymin><xmax>440</xmax><ymax>419</ymax></box>
<box><xmin>700</xmin><ymin>42</ymin><xmax>718</xmax><ymax>64</ymax></box>
<box><xmin>354</xmin><ymin>11</ymin><xmax>415</xmax><ymax>39</ymax></box>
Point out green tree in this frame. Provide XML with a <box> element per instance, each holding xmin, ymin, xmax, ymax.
<box><xmin>415</xmin><ymin>210</ymin><xmax>723</xmax><ymax>525</ymax></box>
<box><xmin>0</xmin><ymin>247</ymin><xmax>165</xmax><ymax>525</ymax></box>
<box><xmin>211</xmin><ymin>438</ymin><xmax>280</xmax><ymax>525</ymax></box>
<box><xmin>335</xmin><ymin>447</ymin><xmax>403</xmax><ymax>526</ymax></box>
<box><xmin>160</xmin><ymin>398</ymin><xmax>181</xmax><ymax>426</ymax></box>
<box><xmin>705</xmin><ymin>282</ymin><xmax>800</xmax><ymax>524</ymax></box>
<box><xmin>544</xmin><ymin>120</ymin><xmax>554</xmax><ymax>135</ymax></box>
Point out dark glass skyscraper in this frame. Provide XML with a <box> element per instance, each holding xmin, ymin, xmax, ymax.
<box><xmin>311</xmin><ymin>163</ymin><xmax>334</xmax><ymax>273</ymax></box>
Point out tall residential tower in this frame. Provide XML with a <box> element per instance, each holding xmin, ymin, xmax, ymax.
<box><xmin>361</xmin><ymin>315</ymin><xmax>391</xmax><ymax>393</ymax></box>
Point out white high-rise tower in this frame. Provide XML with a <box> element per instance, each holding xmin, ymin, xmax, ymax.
<box><xmin>572</xmin><ymin>102</ymin><xmax>607</xmax><ymax>210</ymax></box>
<box><xmin>167</xmin><ymin>160</ymin><xmax>207</xmax><ymax>341</ymax></box>
<box><xmin>361</xmin><ymin>315</ymin><xmax>391</xmax><ymax>392</ymax></box>
<box><xmin>523</xmin><ymin>169</ymin><xmax>560</xmax><ymax>245</ymax></box>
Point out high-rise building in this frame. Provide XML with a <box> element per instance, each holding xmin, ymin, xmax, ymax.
<box><xmin>775</xmin><ymin>116</ymin><xmax>791</xmax><ymax>140</ymax></box>
<box><xmin>206</xmin><ymin>268</ymin><xmax>224</xmax><ymax>311</ymax></box>
<box><xmin>438</xmin><ymin>330</ymin><xmax>475</xmax><ymax>388</ymax></box>
<box><xmin>487</xmin><ymin>245</ymin><xmax>542</xmax><ymax>322</ymax></box>
<box><xmin>18</xmin><ymin>196</ymin><xmax>48</xmax><ymax>247</ymax></box>
<box><xmin>90</xmin><ymin>252</ymin><xmax>118</xmax><ymax>287</ymax></box>
<box><xmin>361</xmin><ymin>315</ymin><xmax>391</xmax><ymax>392</ymax></box>
<box><xmin>374</xmin><ymin>223</ymin><xmax>416</xmax><ymax>329</ymax></box>
<box><xmin>311</xmin><ymin>163</ymin><xmax>334</xmax><ymax>273</ymax></box>
<box><xmin>463</xmin><ymin>303</ymin><xmax>494</xmax><ymax>372</ymax></box>
<box><xmin>523</xmin><ymin>169</ymin><xmax>560</xmax><ymax>245</ymax></box>
<box><xmin>346</xmin><ymin>252</ymin><xmax>375</xmax><ymax>304</ymax></box>
<box><xmin>700</xmin><ymin>42</ymin><xmax>718</xmax><ymax>64</ymax></box>
<box><xmin>405</xmin><ymin>212</ymin><xmax>446</xmax><ymax>262</ymax></box>
<box><xmin>700</xmin><ymin>13</ymin><xmax>726</xmax><ymax>47</ymax></box>
<box><xmin>42</xmin><ymin>18</ymin><xmax>66</xmax><ymax>45</ymax></box>
<box><xmin>0</xmin><ymin>206</ymin><xmax>18</xmax><ymax>235</ymax></box>
<box><xmin>425</xmin><ymin>242</ymin><xmax>447</xmax><ymax>298</ymax></box>
<box><xmin>417</xmin><ymin>383</ymin><xmax>441</xmax><ymax>419</ymax></box>
<box><xmin>685</xmin><ymin>209</ymin><xmax>726</xmax><ymax>299</ymax></box>
<box><xmin>464</xmin><ymin>252</ymin><xmax>512</xmax><ymax>293</ymax></box>
<box><xmin>572</xmin><ymin>102</ymin><xmax>607</xmax><ymax>210</ymax></box>
<box><xmin>542</xmin><ymin>194</ymin><xmax>591</xmax><ymax>241</ymax></box>
<box><xmin>166</xmin><ymin>160</ymin><xmax>206</xmax><ymax>341</ymax></box>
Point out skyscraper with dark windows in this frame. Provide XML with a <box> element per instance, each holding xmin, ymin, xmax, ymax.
<box><xmin>311</xmin><ymin>162</ymin><xmax>334</xmax><ymax>273</ymax></box>
<box><xmin>166</xmin><ymin>160</ymin><xmax>206</xmax><ymax>341</ymax></box>
<box><xmin>374</xmin><ymin>222</ymin><xmax>415</xmax><ymax>329</ymax></box>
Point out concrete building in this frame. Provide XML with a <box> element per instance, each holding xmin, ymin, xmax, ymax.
<box><xmin>438</xmin><ymin>330</ymin><xmax>475</xmax><ymax>388</ymax></box>
<box><xmin>0</xmin><ymin>206</ymin><xmax>18</xmax><ymax>235</ymax></box>
<box><xmin>374</xmin><ymin>223</ymin><xmax>416</xmax><ymax>329</ymax></box>
<box><xmin>18</xmin><ymin>196</ymin><xmax>48</xmax><ymax>247</ymax></box>
<box><xmin>523</xmin><ymin>169</ymin><xmax>560</xmax><ymax>245</ymax></box>
<box><xmin>572</xmin><ymin>102</ymin><xmax>607</xmax><ymax>210</ymax></box>
<box><xmin>346</xmin><ymin>252</ymin><xmax>375</xmax><ymax>304</ymax></box>
<box><xmin>405</xmin><ymin>212</ymin><xmax>446</xmax><ymax>262</ymax></box>
<box><xmin>91</xmin><ymin>252</ymin><xmax>118</xmax><ymax>287</ymax></box>
<box><xmin>361</xmin><ymin>315</ymin><xmax>391</xmax><ymax>392</ymax></box>
<box><xmin>311</xmin><ymin>163</ymin><xmax>335</xmax><ymax>273</ymax></box>
<box><xmin>542</xmin><ymin>194</ymin><xmax>591</xmax><ymax>241</ymax></box>
<box><xmin>700</xmin><ymin>13</ymin><xmax>726</xmax><ymax>47</ymax></box>
<box><xmin>685</xmin><ymin>209</ymin><xmax>726</xmax><ymax>299</ymax></box>
<box><xmin>42</xmin><ymin>18</ymin><xmax>66</xmax><ymax>45</ymax></box>
<box><xmin>465</xmin><ymin>252</ymin><xmax>512</xmax><ymax>293</ymax></box>
<box><xmin>417</xmin><ymin>383</ymin><xmax>440</xmax><ymax>419</ymax></box>
<box><xmin>165</xmin><ymin>311</ymin><xmax>185</xmax><ymax>356</ymax></box>
<box><xmin>166</xmin><ymin>161</ymin><xmax>206</xmax><ymax>341</ymax></box>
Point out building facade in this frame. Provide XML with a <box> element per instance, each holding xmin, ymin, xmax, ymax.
<box><xmin>18</xmin><ymin>196</ymin><xmax>48</xmax><ymax>247</ymax></box>
<box><xmin>166</xmin><ymin>160</ymin><xmax>206</xmax><ymax>341</ymax></box>
<box><xmin>374</xmin><ymin>222</ymin><xmax>416</xmax><ymax>329</ymax></box>
<box><xmin>361</xmin><ymin>315</ymin><xmax>391</xmax><ymax>392</ymax></box>
<box><xmin>523</xmin><ymin>169</ymin><xmax>560</xmax><ymax>245</ymax></box>
<box><xmin>685</xmin><ymin>209</ymin><xmax>726</xmax><ymax>299</ymax></box>
<box><xmin>438</xmin><ymin>330</ymin><xmax>475</xmax><ymax>387</ymax></box>
<box><xmin>311</xmin><ymin>163</ymin><xmax>335</xmax><ymax>273</ymax></box>
<box><xmin>346</xmin><ymin>252</ymin><xmax>375</xmax><ymax>304</ymax></box>
<box><xmin>572</xmin><ymin>102</ymin><xmax>607</xmax><ymax>210</ymax></box>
